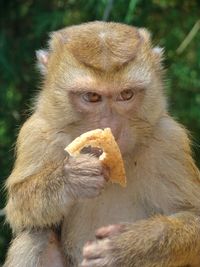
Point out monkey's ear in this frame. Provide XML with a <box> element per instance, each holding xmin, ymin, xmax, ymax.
<box><xmin>36</xmin><ymin>49</ymin><xmax>49</xmax><ymax>75</ymax></box>
<box><xmin>138</xmin><ymin>28</ymin><xmax>164</xmax><ymax>64</ymax></box>
<box><xmin>138</xmin><ymin>28</ymin><xmax>151</xmax><ymax>43</ymax></box>
<box><xmin>152</xmin><ymin>46</ymin><xmax>164</xmax><ymax>65</ymax></box>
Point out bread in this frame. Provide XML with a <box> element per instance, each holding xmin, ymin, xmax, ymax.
<box><xmin>65</xmin><ymin>128</ymin><xmax>126</xmax><ymax>187</ymax></box>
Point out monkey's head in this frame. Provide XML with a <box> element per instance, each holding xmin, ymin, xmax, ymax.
<box><xmin>36</xmin><ymin>21</ymin><xmax>167</xmax><ymax>155</ymax></box>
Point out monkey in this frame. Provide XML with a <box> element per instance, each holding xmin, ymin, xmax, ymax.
<box><xmin>3</xmin><ymin>21</ymin><xmax>200</xmax><ymax>267</ymax></box>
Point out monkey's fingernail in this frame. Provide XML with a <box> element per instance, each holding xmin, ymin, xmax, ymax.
<box><xmin>95</xmin><ymin>227</ymin><xmax>109</xmax><ymax>239</ymax></box>
<box><xmin>96</xmin><ymin>224</ymin><xmax>124</xmax><ymax>239</ymax></box>
<box><xmin>85</xmin><ymin>240</ymin><xmax>93</xmax><ymax>246</ymax></box>
<box><xmin>90</xmin><ymin>147</ymin><xmax>103</xmax><ymax>158</ymax></box>
<box><xmin>64</xmin><ymin>150</ymin><xmax>70</xmax><ymax>158</ymax></box>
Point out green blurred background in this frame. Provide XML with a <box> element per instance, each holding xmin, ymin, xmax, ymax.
<box><xmin>0</xmin><ymin>0</ymin><xmax>200</xmax><ymax>263</ymax></box>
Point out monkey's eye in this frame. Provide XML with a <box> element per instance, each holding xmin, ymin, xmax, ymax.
<box><xmin>82</xmin><ymin>92</ymin><xmax>102</xmax><ymax>103</ymax></box>
<box><xmin>116</xmin><ymin>89</ymin><xmax>134</xmax><ymax>101</ymax></box>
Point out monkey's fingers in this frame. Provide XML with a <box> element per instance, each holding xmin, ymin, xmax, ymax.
<box><xmin>95</xmin><ymin>224</ymin><xmax>125</xmax><ymax>239</ymax></box>
<box><xmin>81</xmin><ymin>239</ymin><xmax>112</xmax><ymax>267</ymax></box>
<box><xmin>64</xmin><ymin>150</ymin><xmax>71</xmax><ymax>161</ymax></box>
<box><xmin>80</xmin><ymin>147</ymin><xmax>110</xmax><ymax>180</ymax></box>
<box><xmin>82</xmin><ymin>238</ymin><xmax>110</xmax><ymax>258</ymax></box>
<box><xmin>80</xmin><ymin>146</ymin><xmax>103</xmax><ymax>158</ymax></box>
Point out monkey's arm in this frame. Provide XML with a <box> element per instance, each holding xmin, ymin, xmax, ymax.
<box><xmin>82</xmin><ymin>178</ymin><xmax>200</xmax><ymax>266</ymax></box>
<box><xmin>3</xmin><ymin>229</ymin><xmax>66</xmax><ymax>267</ymax></box>
<box><xmin>82</xmin><ymin>212</ymin><xmax>200</xmax><ymax>267</ymax></box>
<box><xmin>82</xmin><ymin>117</ymin><xmax>200</xmax><ymax>267</ymax></box>
<box><xmin>5</xmin><ymin>114</ymin><xmax>72</xmax><ymax>231</ymax></box>
<box><xmin>5</xmin><ymin>114</ymin><xmax>105</xmax><ymax>232</ymax></box>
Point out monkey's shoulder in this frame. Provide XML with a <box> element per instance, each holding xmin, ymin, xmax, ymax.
<box><xmin>153</xmin><ymin>115</ymin><xmax>191</xmax><ymax>153</ymax></box>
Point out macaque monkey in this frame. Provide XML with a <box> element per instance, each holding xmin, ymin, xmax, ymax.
<box><xmin>4</xmin><ymin>21</ymin><xmax>200</xmax><ymax>267</ymax></box>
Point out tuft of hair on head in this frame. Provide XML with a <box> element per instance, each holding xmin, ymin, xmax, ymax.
<box><xmin>36</xmin><ymin>22</ymin><xmax>165</xmax><ymax>75</ymax></box>
<box><xmin>138</xmin><ymin>28</ymin><xmax>164</xmax><ymax>66</ymax></box>
<box><xmin>46</xmin><ymin>22</ymin><xmax>144</xmax><ymax>72</ymax></box>
<box><xmin>152</xmin><ymin>46</ymin><xmax>164</xmax><ymax>62</ymax></box>
<box><xmin>138</xmin><ymin>28</ymin><xmax>152</xmax><ymax>43</ymax></box>
<box><xmin>36</xmin><ymin>49</ymin><xmax>49</xmax><ymax>75</ymax></box>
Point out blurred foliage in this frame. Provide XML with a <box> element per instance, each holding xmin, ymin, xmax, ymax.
<box><xmin>0</xmin><ymin>0</ymin><xmax>200</xmax><ymax>263</ymax></box>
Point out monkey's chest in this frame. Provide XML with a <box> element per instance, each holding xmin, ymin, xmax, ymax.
<box><xmin>62</xmin><ymin>184</ymin><xmax>147</xmax><ymax>265</ymax></box>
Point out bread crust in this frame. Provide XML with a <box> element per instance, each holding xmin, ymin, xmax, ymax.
<box><xmin>65</xmin><ymin>128</ymin><xmax>126</xmax><ymax>187</ymax></box>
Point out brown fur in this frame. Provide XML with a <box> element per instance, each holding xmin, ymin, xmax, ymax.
<box><xmin>4</xmin><ymin>21</ymin><xmax>200</xmax><ymax>267</ymax></box>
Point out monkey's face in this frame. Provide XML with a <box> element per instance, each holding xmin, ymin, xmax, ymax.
<box><xmin>68</xmin><ymin>81</ymin><xmax>140</xmax><ymax>155</ymax></box>
<box><xmin>39</xmin><ymin>22</ymin><xmax>166</xmax><ymax>155</ymax></box>
<box><xmin>54</xmin><ymin>63</ymin><xmax>165</xmax><ymax>155</ymax></box>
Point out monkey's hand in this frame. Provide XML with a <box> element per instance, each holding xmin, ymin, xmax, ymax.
<box><xmin>64</xmin><ymin>148</ymin><xmax>107</xmax><ymax>200</ymax></box>
<box><xmin>81</xmin><ymin>213</ymin><xmax>200</xmax><ymax>267</ymax></box>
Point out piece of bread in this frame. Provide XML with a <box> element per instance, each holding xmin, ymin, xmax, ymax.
<box><xmin>65</xmin><ymin>128</ymin><xmax>126</xmax><ymax>187</ymax></box>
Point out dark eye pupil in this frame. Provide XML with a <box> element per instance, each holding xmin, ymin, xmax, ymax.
<box><xmin>83</xmin><ymin>92</ymin><xmax>102</xmax><ymax>102</ymax></box>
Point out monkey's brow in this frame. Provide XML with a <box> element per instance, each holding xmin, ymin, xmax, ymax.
<box><xmin>67</xmin><ymin>85</ymin><xmax>146</xmax><ymax>94</ymax></box>
<box><xmin>67</xmin><ymin>89</ymin><xmax>101</xmax><ymax>96</ymax></box>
